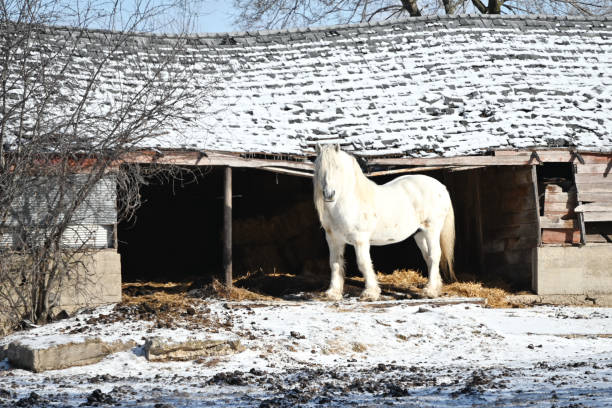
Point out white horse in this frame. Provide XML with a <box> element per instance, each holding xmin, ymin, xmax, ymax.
<box><xmin>313</xmin><ymin>144</ymin><xmax>456</xmax><ymax>300</ymax></box>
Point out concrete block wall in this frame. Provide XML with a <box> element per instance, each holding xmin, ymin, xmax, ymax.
<box><xmin>535</xmin><ymin>245</ymin><xmax>612</xmax><ymax>295</ymax></box>
<box><xmin>55</xmin><ymin>249</ymin><xmax>122</xmax><ymax>313</ymax></box>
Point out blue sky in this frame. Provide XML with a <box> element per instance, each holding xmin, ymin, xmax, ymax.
<box><xmin>195</xmin><ymin>0</ymin><xmax>238</xmax><ymax>33</ymax></box>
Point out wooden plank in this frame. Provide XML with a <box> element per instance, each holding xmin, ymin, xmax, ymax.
<box><xmin>542</xmin><ymin>229</ymin><xmax>581</xmax><ymax>244</ymax></box>
<box><xmin>369</xmin><ymin>156</ymin><xmax>534</xmax><ymax>166</ymax></box>
<box><xmin>578</xmin><ymin>192</ymin><xmax>612</xmax><ymax>202</ymax></box>
<box><xmin>540</xmin><ymin>216</ymin><xmax>575</xmax><ymax>229</ymax></box>
<box><xmin>575</xmin><ymin>163</ymin><xmax>612</xmax><ymax>174</ymax></box>
<box><xmin>486</xmin><ymin>222</ymin><xmax>539</xmax><ymax>240</ymax></box>
<box><xmin>123</xmin><ymin>150</ymin><xmax>315</xmax><ymax>171</ymax></box>
<box><xmin>543</xmin><ymin>202</ymin><xmax>576</xmax><ymax>212</ymax></box>
<box><xmin>583</xmin><ymin>212</ymin><xmax>612</xmax><ymax>222</ymax></box>
<box><xmin>259</xmin><ymin>167</ymin><xmax>313</xmax><ymax>178</ymax></box>
<box><xmin>585</xmin><ymin>234</ymin><xmax>610</xmax><ymax>243</ymax></box>
<box><xmin>484</xmin><ymin>249</ymin><xmax>533</xmax><ymax>266</ymax></box>
<box><xmin>365</xmin><ymin>166</ymin><xmax>447</xmax><ymax>177</ymax></box>
<box><xmin>494</xmin><ymin>150</ymin><xmax>612</xmax><ymax>164</ymax></box>
<box><xmin>575</xmin><ymin>174</ymin><xmax>612</xmax><ymax>184</ymax></box>
<box><xmin>542</xmin><ymin>211</ymin><xmax>575</xmax><ymax>220</ymax></box>
<box><xmin>575</xmin><ymin>183</ymin><xmax>612</xmax><ymax>193</ymax></box>
<box><xmin>483</xmin><ymin>235</ymin><xmax>539</xmax><ymax>253</ymax></box>
<box><xmin>575</xmin><ymin>203</ymin><xmax>612</xmax><ymax>212</ymax></box>
<box><xmin>223</xmin><ymin>167</ymin><xmax>233</xmax><ymax>288</ymax></box>
<box><xmin>544</xmin><ymin>192</ymin><xmax>576</xmax><ymax>204</ymax></box>
<box><xmin>544</xmin><ymin>184</ymin><xmax>576</xmax><ymax>203</ymax></box>
<box><xmin>490</xmin><ymin>210</ymin><xmax>538</xmax><ymax>226</ymax></box>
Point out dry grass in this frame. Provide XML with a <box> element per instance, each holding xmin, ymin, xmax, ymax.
<box><xmin>122</xmin><ymin>281</ymin><xmax>196</xmax><ymax>308</ymax></box>
<box><xmin>208</xmin><ymin>279</ymin><xmax>276</xmax><ymax>301</ymax></box>
<box><xmin>350</xmin><ymin>269</ymin><xmax>516</xmax><ymax>308</ymax></box>
<box><xmin>122</xmin><ymin>269</ymin><xmax>519</xmax><ymax>308</ymax></box>
<box><xmin>442</xmin><ymin>281</ymin><xmax>514</xmax><ymax>308</ymax></box>
<box><xmin>375</xmin><ymin>269</ymin><xmax>428</xmax><ymax>288</ymax></box>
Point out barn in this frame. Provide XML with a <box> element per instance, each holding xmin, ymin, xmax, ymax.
<box><xmin>2</xmin><ymin>14</ymin><xmax>611</xmax><ymax>311</ymax></box>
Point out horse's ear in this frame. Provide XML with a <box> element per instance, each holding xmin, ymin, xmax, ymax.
<box><xmin>334</xmin><ymin>143</ymin><xmax>340</xmax><ymax>152</ymax></box>
<box><xmin>315</xmin><ymin>144</ymin><xmax>321</xmax><ymax>154</ymax></box>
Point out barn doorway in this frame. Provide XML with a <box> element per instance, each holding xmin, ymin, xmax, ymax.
<box><xmin>117</xmin><ymin>166</ymin><xmax>434</xmax><ymax>296</ymax></box>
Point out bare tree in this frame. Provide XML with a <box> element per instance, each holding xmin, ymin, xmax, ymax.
<box><xmin>0</xmin><ymin>0</ymin><xmax>208</xmax><ymax>328</ymax></box>
<box><xmin>232</xmin><ymin>0</ymin><xmax>611</xmax><ymax>30</ymax></box>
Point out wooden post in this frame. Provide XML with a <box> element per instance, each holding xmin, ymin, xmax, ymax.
<box><xmin>531</xmin><ymin>165</ymin><xmax>542</xmax><ymax>247</ymax></box>
<box><xmin>223</xmin><ymin>166</ymin><xmax>233</xmax><ymax>288</ymax></box>
<box><xmin>530</xmin><ymin>165</ymin><xmax>541</xmax><ymax>293</ymax></box>
<box><xmin>572</xmin><ymin>163</ymin><xmax>586</xmax><ymax>245</ymax></box>
<box><xmin>473</xmin><ymin>169</ymin><xmax>485</xmax><ymax>276</ymax></box>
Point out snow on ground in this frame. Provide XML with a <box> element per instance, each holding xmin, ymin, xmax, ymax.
<box><xmin>1</xmin><ymin>298</ymin><xmax>611</xmax><ymax>407</ymax></box>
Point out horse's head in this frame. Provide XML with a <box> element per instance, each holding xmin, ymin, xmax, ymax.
<box><xmin>314</xmin><ymin>144</ymin><xmax>350</xmax><ymax>203</ymax></box>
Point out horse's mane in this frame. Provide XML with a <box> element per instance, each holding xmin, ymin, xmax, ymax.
<box><xmin>313</xmin><ymin>147</ymin><xmax>372</xmax><ymax>219</ymax></box>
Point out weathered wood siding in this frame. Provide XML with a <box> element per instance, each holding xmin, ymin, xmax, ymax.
<box><xmin>1</xmin><ymin>175</ymin><xmax>116</xmax><ymax>249</ymax></box>
<box><xmin>575</xmin><ymin>159</ymin><xmax>612</xmax><ymax>224</ymax></box>
<box><xmin>480</xmin><ymin>166</ymin><xmax>539</xmax><ymax>287</ymax></box>
<box><xmin>540</xmin><ymin>184</ymin><xmax>580</xmax><ymax>244</ymax></box>
<box><xmin>445</xmin><ymin>166</ymin><xmax>539</xmax><ymax>287</ymax></box>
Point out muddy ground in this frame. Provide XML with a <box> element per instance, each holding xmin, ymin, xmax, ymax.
<box><xmin>0</xmin><ymin>276</ymin><xmax>611</xmax><ymax>407</ymax></box>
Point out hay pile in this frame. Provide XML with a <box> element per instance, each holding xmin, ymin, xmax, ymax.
<box><xmin>232</xmin><ymin>200</ymin><xmax>326</xmax><ymax>277</ymax></box>
<box><xmin>349</xmin><ymin>269</ymin><xmax>517</xmax><ymax>308</ymax></box>
<box><xmin>122</xmin><ymin>269</ymin><xmax>519</xmax><ymax>309</ymax></box>
<box><xmin>442</xmin><ymin>281</ymin><xmax>515</xmax><ymax>308</ymax></box>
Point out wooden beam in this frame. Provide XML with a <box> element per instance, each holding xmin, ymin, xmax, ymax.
<box><xmin>223</xmin><ymin>166</ymin><xmax>233</xmax><ymax>288</ymax></box>
<box><xmin>259</xmin><ymin>167</ymin><xmax>313</xmax><ymax>178</ymax></box>
<box><xmin>575</xmin><ymin>163</ymin><xmax>612</xmax><ymax>174</ymax></box>
<box><xmin>575</xmin><ymin>174</ymin><xmax>612</xmax><ymax>184</ymax></box>
<box><xmin>365</xmin><ymin>166</ymin><xmax>447</xmax><ymax>177</ymax></box>
<box><xmin>578</xmin><ymin>192</ymin><xmax>612</xmax><ymax>202</ymax></box>
<box><xmin>123</xmin><ymin>150</ymin><xmax>314</xmax><ymax>171</ymax></box>
<box><xmin>575</xmin><ymin>183</ymin><xmax>612</xmax><ymax>193</ymax></box>
<box><xmin>540</xmin><ymin>216</ymin><xmax>575</xmax><ymax>229</ymax></box>
<box><xmin>575</xmin><ymin>203</ymin><xmax>612</xmax><ymax>212</ymax></box>
<box><xmin>542</xmin><ymin>229</ymin><xmax>581</xmax><ymax>244</ymax></box>
<box><xmin>369</xmin><ymin>155</ymin><xmax>535</xmax><ymax>166</ymax></box>
<box><xmin>583</xmin><ymin>212</ymin><xmax>612</xmax><ymax>222</ymax></box>
<box><xmin>574</xmin><ymin>165</ymin><xmax>587</xmax><ymax>245</ymax></box>
<box><xmin>495</xmin><ymin>149</ymin><xmax>612</xmax><ymax>164</ymax></box>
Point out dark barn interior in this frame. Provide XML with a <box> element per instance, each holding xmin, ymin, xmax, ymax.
<box><xmin>118</xmin><ymin>167</ymin><xmax>429</xmax><ymax>292</ymax></box>
<box><xmin>118</xmin><ymin>165</ymin><xmax>539</xmax><ymax>295</ymax></box>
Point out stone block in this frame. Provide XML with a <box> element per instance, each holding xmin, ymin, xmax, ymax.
<box><xmin>144</xmin><ymin>337</ymin><xmax>244</xmax><ymax>362</ymax></box>
<box><xmin>535</xmin><ymin>245</ymin><xmax>612</xmax><ymax>295</ymax></box>
<box><xmin>6</xmin><ymin>338</ymin><xmax>136</xmax><ymax>372</ymax></box>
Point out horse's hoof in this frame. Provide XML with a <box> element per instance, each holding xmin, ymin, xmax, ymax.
<box><xmin>359</xmin><ymin>287</ymin><xmax>381</xmax><ymax>301</ymax></box>
<box><xmin>324</xmin><ymin>290</ymin><xmax>343</xmax><ymax>301</ymax></box>
<box><xmin>422</xmin><ymin>285</ymin><xmax>440</xmax><ymax>299</ymax></box>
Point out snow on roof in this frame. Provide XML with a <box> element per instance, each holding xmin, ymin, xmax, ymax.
<box><xmin>14</xmin><ymin>15</ymin><xmax>612</xmax><ymax>158</ymax></box>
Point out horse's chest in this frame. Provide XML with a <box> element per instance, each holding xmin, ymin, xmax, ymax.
<box><xmin>321</xmin><ymin>204</ymin><xmax>376</xmax><ymax>236</ymax></box>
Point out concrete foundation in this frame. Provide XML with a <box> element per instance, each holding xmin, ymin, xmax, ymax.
<box><xmin>6</xmin><ymin>338</ymin><xmax>135</xmax><ymax>372</ymax></box>
<box><xmin>0</xmin><ymin>249</ymin><xmax>121</xmax><ymax>335</ymax></box>
<box><xmin>55</xmin><ymin>249</ymin><xmax>122</xmax><ymax>313</ymax></box>
<box><xmin>535</xmin><ymin>245</ymin><xmax>612</xmax><ymax>295</ymax></box>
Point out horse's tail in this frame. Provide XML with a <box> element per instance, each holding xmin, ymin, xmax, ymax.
<box><xmin>440</xmin><ymin>203</ymin><xmax>457</xmax><ymax>282</ymax></box>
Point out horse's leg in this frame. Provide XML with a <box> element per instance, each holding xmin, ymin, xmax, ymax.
<box><xmin>325</xmin><ymin>233</ymin><xmax>345</xmax><ymax>301</ymax></box>
<box><xmin>354</xmin><ymin>239</ymin><xmax>381</xmax><ymax>301</ymax></box>
<box><xmin>417</xmin><ymin>229</ymin><xmax>443</xmax><ymax>298</ymax></box>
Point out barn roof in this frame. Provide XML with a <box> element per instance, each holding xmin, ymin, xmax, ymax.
<box><xmin>8</xmin><ymin>15</ymin><xmax>612</xmax><ymax>159</ymax></box>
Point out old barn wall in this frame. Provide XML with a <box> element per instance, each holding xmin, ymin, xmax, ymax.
<box><xmin>0</xmin><ymin>175</ymin><xmax>116</xmax><ymax>249</ymax></box>
<box><xmin>536</xmin><ymin>245</ymin><xmax>612</xmax><ymax>295</ymax></box>
<box><xmin>480</xmin><ymin>166</ymin><xmax>539</xmax><ymax>288</ymax></box>
<box><xmin>447</xmin><ymin>166</ymin><xmax>539</xmax><ymax>289</ymax></box>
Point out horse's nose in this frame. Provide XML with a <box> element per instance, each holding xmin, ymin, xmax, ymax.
<box><xmin>324</xmin><ymin>189</ymin><xmax>336</xmax><ymax>202</ymax></box>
